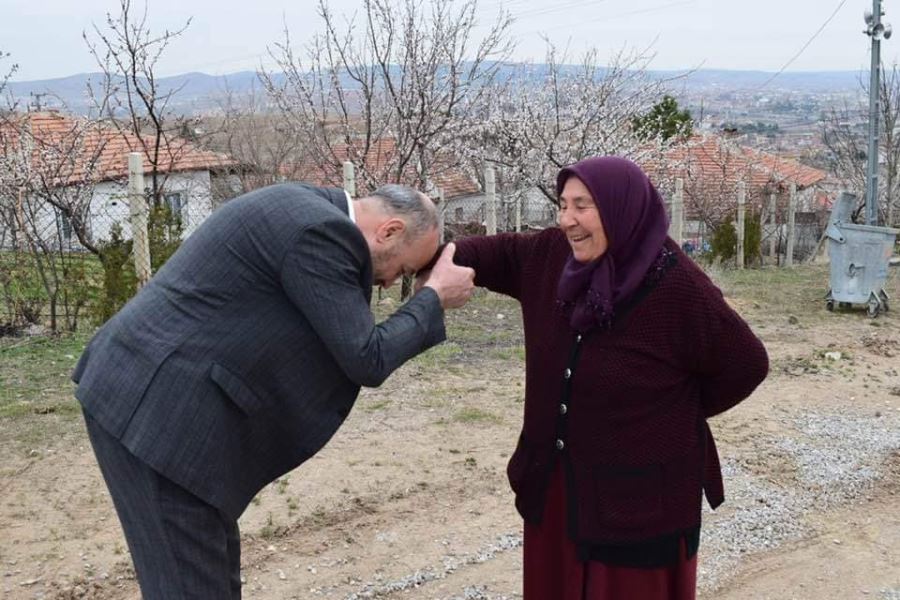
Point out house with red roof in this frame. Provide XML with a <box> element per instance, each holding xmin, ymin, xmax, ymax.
<box><xmin>0</xmin><ymin>111</ymin><xmax>236</xmax><ymax>249</ymax></box>
<box><xmin>641</xmin><ymin>134</ymin><xmax>832</xmax><ymax>257</ymax></box>
<box><xmin>643</xmin><ymin>134</ymin><xmax>830</xmax><ymax>220</ymax></box>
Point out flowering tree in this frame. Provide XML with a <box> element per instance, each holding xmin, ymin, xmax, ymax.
<box><xmin>459</xmin><ymin>42</ymin><xmax>675</xmax><ymax>206</ymax></box>
<box><xmin>262</xmin><ymin>0</ymin><xmax>513</xmax><ymax>194</ymax></box>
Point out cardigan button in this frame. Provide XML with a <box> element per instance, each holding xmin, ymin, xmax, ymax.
<box><xmin>576</xmin><ymin>334</ymin><xmax>582</xmax><ymax>343</ymax></box>
<box><xmin>563</xmin><ymin>368</ymin><xmax>572</xmax><ymax>379</ymax></box>
<box><xmin>559</xmin><ymin>403</ymin><xmax>568</xmax><ymax>415</ymax></box>
<box><xmin>555</xmin><ymin>439</ymin><xmax>565</xmax><ymax>450</ymax></box>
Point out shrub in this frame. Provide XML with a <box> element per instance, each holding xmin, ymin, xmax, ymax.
<box><xmin>94</xmin><ymin>224</ymin><xmax>136</xmax><ymax>325</ymax></box>
<box><xmin>148</xmin><ymin>203</ymin><xmax>183</xmax><ymax>272</ymax></box>
<box><xmin>708</xmin><ymin>212</ymin><xmax>763</xmax><ymax>266</ymax></box>
<box><xmin>709</xmin><ymin>221</ymin><xmax>737</xmax><ymax>263</ymax></box>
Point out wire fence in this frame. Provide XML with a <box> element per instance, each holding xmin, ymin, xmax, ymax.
<box><xmin>1</xmin><ymin>159</ymin><xmax>830</xmax><ymax>335</ymax></box>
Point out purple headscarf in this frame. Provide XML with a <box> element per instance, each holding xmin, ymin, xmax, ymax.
<box><xmin>556</xmin><ymin>156</ymin><xmax>669</xmax><ymax>332</ymax></box>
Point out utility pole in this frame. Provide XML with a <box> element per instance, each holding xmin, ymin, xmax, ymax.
<box><xmin>864</xmin><ymin>0</ymin><xmax>893</xmax><ymax>225</ymax></box>
<box><xmin>30</xmin><ymin>92</ymin><xmax>48</xmax><ymax>111</ymax></box>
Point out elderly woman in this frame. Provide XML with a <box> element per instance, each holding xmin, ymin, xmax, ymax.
<box><xmin>450</xmin><ymin>157</ymin><xmax>768</xmax><ymax>599</ymax></box>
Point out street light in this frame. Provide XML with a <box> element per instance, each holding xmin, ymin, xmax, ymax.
<box><xmin>864</xmin><ymin>1</ymin><xmax>892</xmax><ymax>225</ymax></box>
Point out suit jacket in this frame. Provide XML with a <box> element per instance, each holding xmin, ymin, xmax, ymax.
<box><xmin>73</xmin><ymin>183</ymin><xmax>446</xmax><ymax>519</ymax></box>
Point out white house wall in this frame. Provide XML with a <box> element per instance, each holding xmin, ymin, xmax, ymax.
<box><xmin>89</xmin><ymin>170</ymin><xmax>214</xmax><ymax>244</ymax></box>
<box><xmin>0</xmin><ymin>170</ymin><xmax>216</xmax><ymax>251</ymax></box>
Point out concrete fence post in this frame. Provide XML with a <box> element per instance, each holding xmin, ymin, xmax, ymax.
<box><xmin>128</xmin><ymin>153</ymin><xmax>152</xmax><ymax>288</ymax></box>
<box><xmin>669</xmin><ymin>178</ymin><xmax>684</xmax><ymax>245</ymax></box>
<box><xmin>736</xmin><ymin>181</ymin><xmax>746</xmax><ymax>269</ymax></box>
<box><xmin>768</xmin><ymin>192</ymin><xmax>777</xmax><ymax>262</ymax></box>
<box><xmin>515</xmin><ymin>193</ymin><xmax>522</xmax><ymax>233</ymax></box>
<box><xmin>785</xmin><ymin>183</ymin><xmax>797</xmax><ymax>267</ymax></box>
<box><xmin>438</xmin><ymin>187</ymin><xmax>446</xmax><ymax>244</ymax></box>
<box><xmin>342</xmin><ymin>161</ymin><xmax>356</xmax><ymax>199</ymax></box>
<box><xmin>485</xmin><ymin>166</ymin><xmax>497</xmax><ymax>235</ymax></box>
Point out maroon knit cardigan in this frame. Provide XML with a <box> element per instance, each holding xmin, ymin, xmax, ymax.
<box><xmin>454</xmin><ymin>229</ymin><xmax>768</xmax><ymax>545</ymax></box>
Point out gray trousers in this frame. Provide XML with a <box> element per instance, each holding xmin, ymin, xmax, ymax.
<box><xmin>83</xmin><ymin>410</ymin><xmax>242</xmax><ymax>599</ymax></box>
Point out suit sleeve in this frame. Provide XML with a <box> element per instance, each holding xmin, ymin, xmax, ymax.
<box><xmin>688</xmin><ymin>283</ymin><xmax>769</xmax><ymax>418</ymax></box>
<box><xmin>280</xmin><ymin>219</ymin><xmax>446</xmax><ymax>388</ymax></box>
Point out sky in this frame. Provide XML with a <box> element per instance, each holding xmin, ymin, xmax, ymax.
<box><xmin>1</xmin><ymin>0</ymin><xmax>896</xmax><ymax>81</ymax></box>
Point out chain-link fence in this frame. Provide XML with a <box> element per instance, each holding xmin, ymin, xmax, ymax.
<box><xmin>439</xmin><ymin>187</ymin><xmax>558</xmax><ymax>241</ymax></box>
<box><xmin>1</xmin><ymin>157</ymin><xmax>832</xmax><ymax>334</ymax></box>
<box><xmin>0</xmin><ymin>153</ymin><xmax>226</xmax><ymax>334</ymax></box>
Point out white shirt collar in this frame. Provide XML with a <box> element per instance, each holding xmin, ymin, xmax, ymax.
<box><xmin>345</xmin><ymin>191</ymin><xmax>356</xmax><ymax>223</ymax></box>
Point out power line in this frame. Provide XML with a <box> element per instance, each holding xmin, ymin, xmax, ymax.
<box><xmin>510</xmin><ymin>0</ymin><xmax>609</xmax><ymax>21</ymax></box>
<box><xmin>758</xmin><ymin>0</ymin><xmax>850</xmax><ymax>90</ymax></box>
<box><xmin>475</xmin><ymin>0</ymin><xmax>536</xmax><ymax>15</ymax></box>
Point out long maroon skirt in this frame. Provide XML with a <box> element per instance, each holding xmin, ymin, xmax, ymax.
<box><xmin>523</xmin><ymin>464</ymin><xmax>697</xmax><ymax>600</ymax></box>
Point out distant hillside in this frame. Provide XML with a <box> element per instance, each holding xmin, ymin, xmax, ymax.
<box><xmin>4</xmin><ymin>67</ymin><xmax>864</xmax><ymax>116</ymax></box>
<box><xmin>657</xmin><ymin>69</ymin><xmax>863</xmax><ymax>92</ymax></box>
<box><xmin>4</xmin><ymin>71</ymin><xmax>276</xmax><ymax>115</ymax></box>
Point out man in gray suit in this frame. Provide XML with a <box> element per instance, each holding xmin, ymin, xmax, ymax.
<box><xmin>72</xmin><ymin>182</ymin><xmax>474</xmax><ymax>598</ymax></box>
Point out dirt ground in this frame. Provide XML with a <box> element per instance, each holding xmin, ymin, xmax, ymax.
<box><xmin>1</xmin><ymin>264</ymin><xmax>899</xmax><ymax>599</ymax></box>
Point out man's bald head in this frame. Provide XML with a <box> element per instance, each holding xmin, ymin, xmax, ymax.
<box><xmin>364</xmin><ymin>184</ymin><xmax>438</xmax><ymax>240</ymax></box>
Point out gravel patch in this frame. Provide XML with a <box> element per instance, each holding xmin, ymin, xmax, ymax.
<box><xmin>444</xmin><ymin>586</ymin><xmax>518</xmax><ymax>600</ymax></box>
<box><xmin>699</xmin><ymin>410</ymin><xmax>900</xmax><ymax>593</ymax></box>
<box><xmin>343</xmin><ymin>534</ymin><xmax>522</xmax><ymax>599</ymax></box>
<box><xmin>319</xmin><ymin>410</ymin><xmax>898</xmax><ymax>598</ymax></box>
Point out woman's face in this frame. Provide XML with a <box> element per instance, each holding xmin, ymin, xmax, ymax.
<box><xmin>558</xmin><ymin>176</ymin><xmax>609</xmax><ymax>263</ymax></box>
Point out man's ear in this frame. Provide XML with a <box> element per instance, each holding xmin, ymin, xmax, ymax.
<box><xmin>376</xmin><ymin>217</ymin><xmax>407</xmax><ymax>243</ymax></box>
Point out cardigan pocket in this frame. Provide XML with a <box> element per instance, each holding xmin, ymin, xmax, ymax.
<box><xmin>506</xmin><ymin>433</ymin><xmax>533</xmax><ymax>495</ymax></box>
<box><xmin>593</xmin><ymin>464</ymin><xmax>664</xmax><ymax>529</ymax></box>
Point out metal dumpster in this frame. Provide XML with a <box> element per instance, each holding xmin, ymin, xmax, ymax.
<box><xmin>824</xmin><ymin>192</ymin><xmax>899</xmax><ymax>317</ymax></box>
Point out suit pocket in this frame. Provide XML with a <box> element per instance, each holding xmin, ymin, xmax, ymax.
<box><xmin>594</xmin><ymin>465</ymin><xmax>663</xmax><ymax>528</ymax></box>
<box><xmin>209</xmin><ymin>362</ymin><xmax>267</xmax><ymax>416</ymax></box>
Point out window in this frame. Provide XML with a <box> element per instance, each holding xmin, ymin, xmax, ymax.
<box><xmin>164</xmin><ymin>192</ymin><xmax>187</xmax><ymax>224</ymax></box>
<box><xmin>455</xmin><ymin>206</ymin><xmax>464</xmax><ymax>221</ymax></box>
<box><xmin>56</xmin><ymin>209</ymin><xmax>74</xmax><ymax>247</ymax></box>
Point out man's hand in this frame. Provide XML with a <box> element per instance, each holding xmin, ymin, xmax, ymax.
<box><xmin>421</xmin><ymin>243</ymin><xmax>475</xmax><ymax>309</ymax></box>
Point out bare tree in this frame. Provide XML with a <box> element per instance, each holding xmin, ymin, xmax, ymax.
<box><xmin>822</xmin><ymin>62</ymin><xmax>900</xmax><ymax>226</ymax></box>
<box><xmin>0</xmin><ymin>49</ymin><xmax>19</xmax><ymax>119</ymax></box>
<box><xmin>84</xmin><ymin>0</ymin><xmax>197</xmax><ymax>205</ymax></box>
<box><xmin>262</xmin><ymin>0</ymin><xmax>513</xmax><ymax>194</ymax></box>
<box><xmin>0</xmin><ymin>114</ymin><xmax>106</xmax><ymax>331</ymax></box>
<box><xmin>203</xmin><ymin>85</ymin><xmax>307</xmax><ymax>196</ymax></box>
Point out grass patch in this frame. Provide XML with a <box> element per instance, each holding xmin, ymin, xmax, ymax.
<box><xmin>705</xmin><ymin>262</ymin><xmax>900</xmax><ymax>323</ymax></box>
<box><xmin>363</xmin><ymin>399</ymin><xmax>392</xmax><ymax>411</ymax></box>
<box><xmin>413</xmin><ymin>341</ymin><xmax>463</xmax><ymax>367</ymax></box>
<box><xmin>0</xmin><ymin>333</ymin><xmax>90</xmax><ymax>411</ymax></box>
<box><xmin>492</xmin><ymin>345</ymin><xmax>525</xmax><ymax>361</ymax></box>
<box><xmin>0</xmin><ymin>399</ymin><xmax>81</xmax><ymax>419</ymax></box>
<box><xmin>446</xmin><ymin>294</ymin><xmax>523</xmax><ymax>348</ymax></box>
<box><xmin>709</xmin><ymin>264</ymin><xmax>829</xmax><ymax>311</ymax></box>
<box><xmin>0</xmin><ymin>332</ymin><xmax>91</xmax><ymax>446</ymax></box>
<box><xmin>370</xmin><ymin>286</ymin><xmax>523</xmax><ymax>349</ymax></box>
<box><xmin>453</xmin><ymin>406</ymin><xmax>501</xmax><ymax>424</ymax></box>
